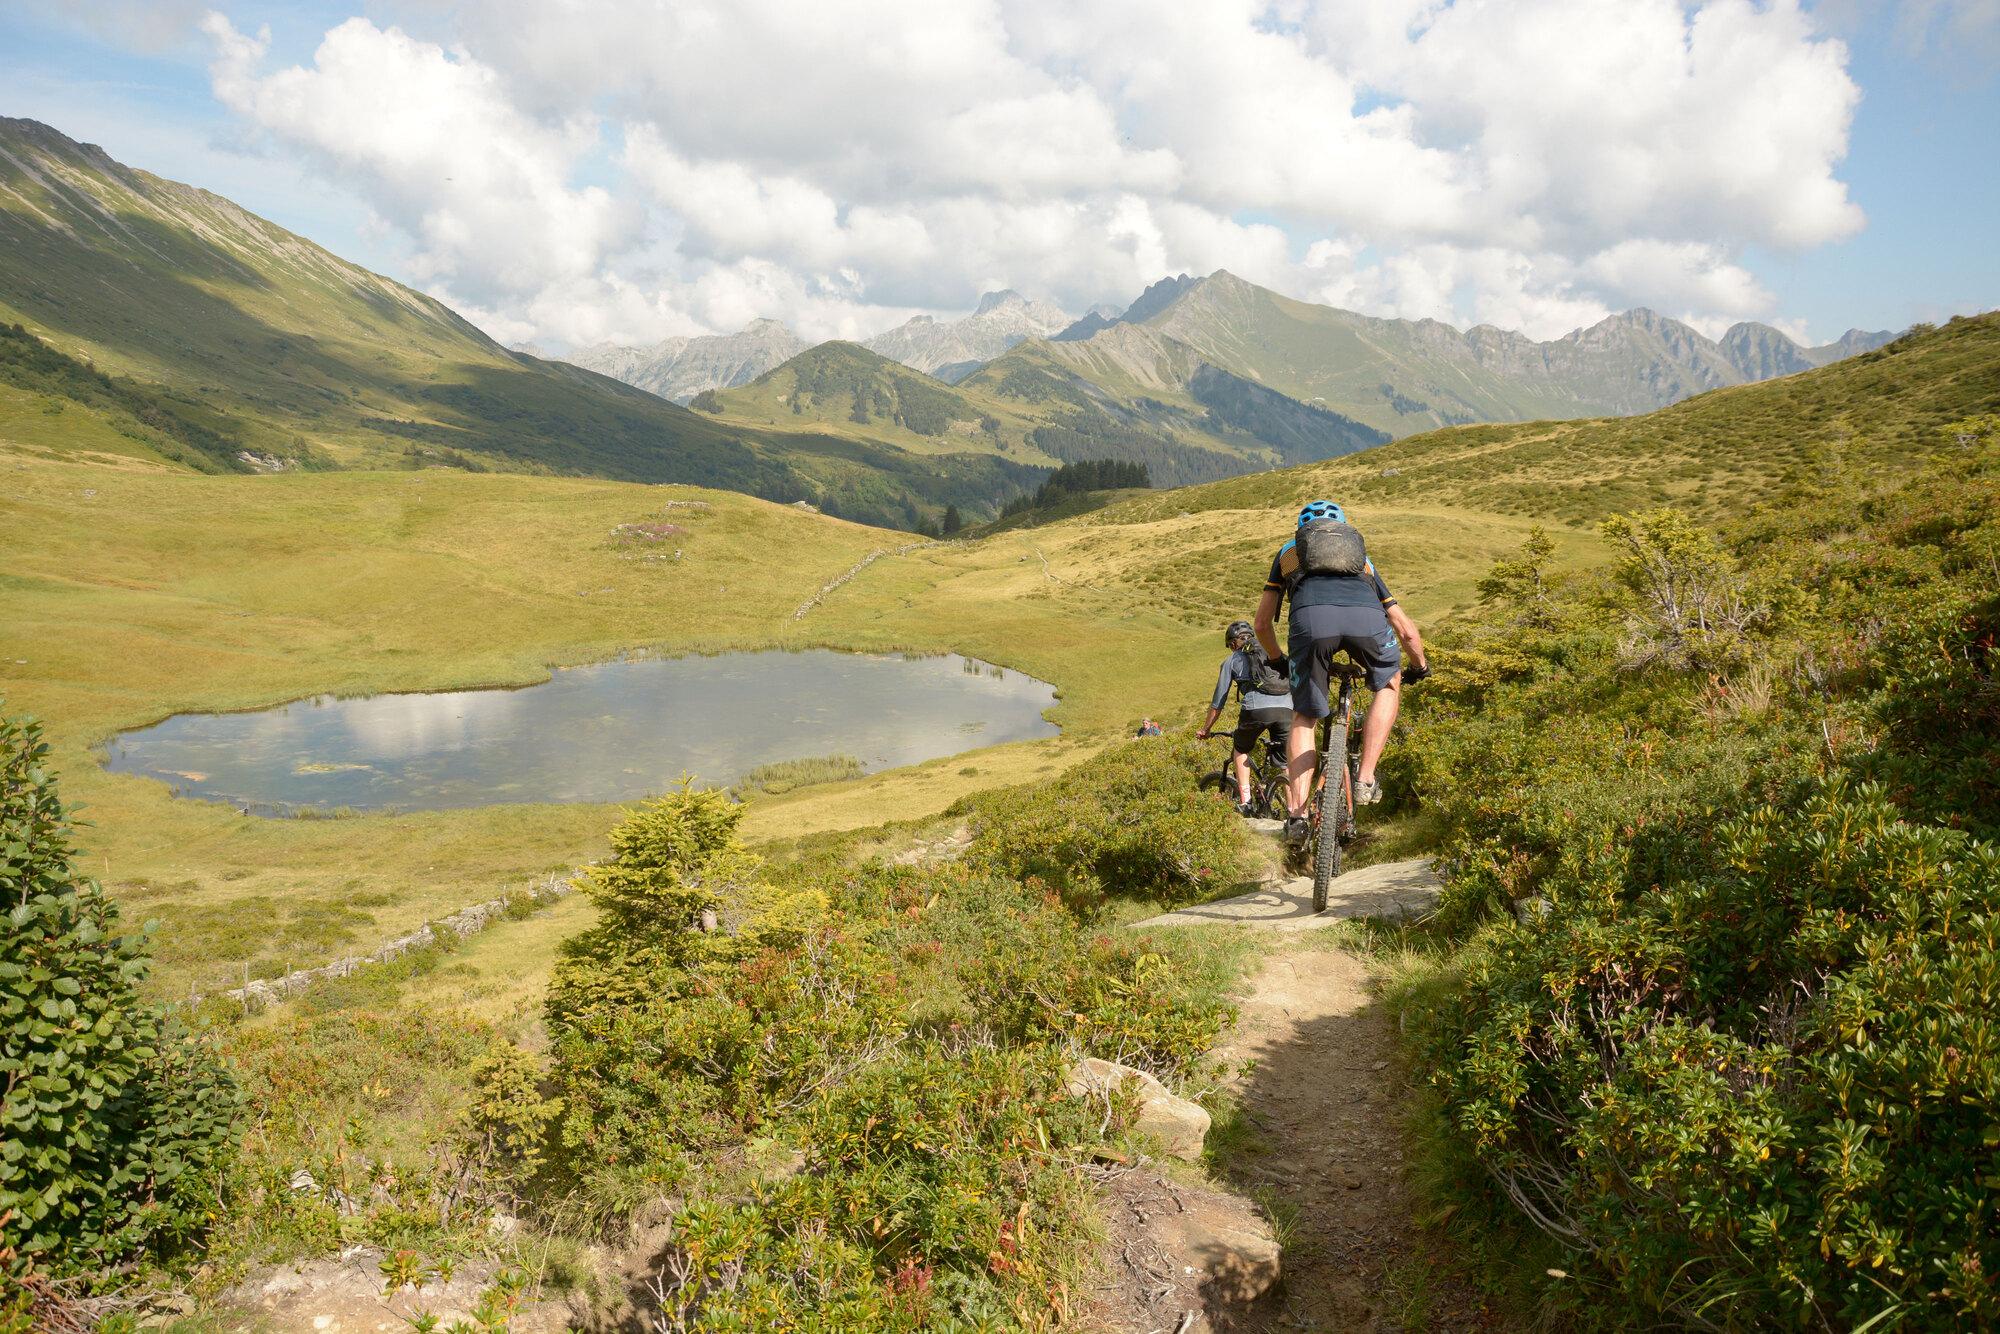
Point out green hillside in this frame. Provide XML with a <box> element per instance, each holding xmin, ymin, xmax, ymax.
<box><xmin>713</xmin><ymin>332</ymin><xmax>1390</xmax><ymax>494</ymax></box>
<box><xmin>709</xmin><ymin>340</ymin><xmax>998</xmax><ymax>455</ymax></box>
<box><xmin>1106</xmin><ymin>311</ymin><xmax>2000</xmax><ymax>530</ymax></box>
<box><xmin>0</xmin><ymin>118</ymin><xmax>1040</xmax><ymax>529</ymax></box>
<box><xmin>1051</xmin><ymin>269</ymin><xmax>1877</xmax><ymax>438</ymax></box>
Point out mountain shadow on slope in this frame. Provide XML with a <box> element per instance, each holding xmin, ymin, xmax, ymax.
<box><xmin>1188</xmin><ymin>362</ymin><xmax>1391</xmax><ymax>464</ymax></box>
<box><xmin>0</xmin><ymin>118</ymin><xmax>1022</xmax><ymax>525</ymax></box>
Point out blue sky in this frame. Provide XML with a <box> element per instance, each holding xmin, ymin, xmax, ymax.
<box><xmin>2</xmin><ymin>0</ymin><xmax>1994</xmax><ymax>347</ymax></box>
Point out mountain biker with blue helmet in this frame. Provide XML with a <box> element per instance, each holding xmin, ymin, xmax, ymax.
<box><xmin>1253</xmin><ymin>500</ymin><xmax>1429</xmax><ymax>844</ymax></box>
<box><xmin>1196</xmin><ymin>619</ymin><xmax>1293</xmax><ymax>814</ymax></box>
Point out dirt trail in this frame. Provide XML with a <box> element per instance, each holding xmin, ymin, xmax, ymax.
<box><xmin>1210</xmin><ymin>947</ymin><xmax>1496</xmax><ymax>1331</ymax></box>
<box><xmin>1089</xmin><ymin>937</ymin><xmax>1502</xmax><ymax>1333</ymax></box>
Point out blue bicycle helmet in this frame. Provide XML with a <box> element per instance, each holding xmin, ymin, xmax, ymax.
<box><xmin>1297</xmin><ymin>499</ymin><xmax>1346</xmax><ymax>526</ymax></box>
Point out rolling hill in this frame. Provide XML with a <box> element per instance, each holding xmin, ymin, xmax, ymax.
<box><xmin>841</xmin><ymin>308</ymin><xmax>1998</xmax><ymax>672</ymax></box>
<box><xmin>0</xmin><ymin>117</ymin><xmax>1049</xmax><ymax>528</ymax></box>
<box><xmin>706</xmin><ymin>334</ymin><xmax>1391</xmax><ymax>489</ymax></box>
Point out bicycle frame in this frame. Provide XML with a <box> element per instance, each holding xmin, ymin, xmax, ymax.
<box><xmin>1305</xmin><ymin>665</ymin><xmax>1364</xmax><ymax>910</ymax></box>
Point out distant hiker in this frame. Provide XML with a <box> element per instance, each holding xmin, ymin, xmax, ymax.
<box><xmin>1135</xmin><ymin>717</ymin><xmax>1164</xmax><ymax>737</ymax></box>
<box><xmin>1196</xmin><ymin>619</ymin><xmax>1292</xmax><ymax>815</ymax></box>
<box><xmin>1255</xmin><ymin>500</ymin><xmax>1429</xmax><ymax>845</ymax></box>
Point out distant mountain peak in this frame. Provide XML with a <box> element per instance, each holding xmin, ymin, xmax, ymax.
<box><xmin>1121</xmin><ymin>273</ymin><xmax>1200</xmax><ymax>325</ymax></box>
<box><xmin>561</xmin><ymin>319</ymin><xmax>808</xmax><ymax>403</ymax></box>
<box><xmin>862</xmin><ymin>291</ymin><xmax>1071</xmax><ymax>375</ymax></box>
<box><xmin>973</xmin><ymin>290</ymin><xmax>1027</xmax><ymax>315</ymax></box>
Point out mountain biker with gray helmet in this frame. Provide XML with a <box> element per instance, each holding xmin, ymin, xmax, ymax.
<box><xmin>1253</xmin><ymin>500</ymin><xmax>1429</xmax><ymax>845</ymax></box>
<box><xmin>1196</xmin><ymin>619</ymin><xmax>1293</xmax><ymax>814</ymax></box>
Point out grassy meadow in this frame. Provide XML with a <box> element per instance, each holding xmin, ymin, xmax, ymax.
<box><xmin>11</xmin><ymin>313</ymin><xmax>1991</xmax><ymax>1006</ymax></box>
<box><xmin>1</xmin><ymin>408</ymin><xmax>1555</xmax><ymax>1004</ymax></box>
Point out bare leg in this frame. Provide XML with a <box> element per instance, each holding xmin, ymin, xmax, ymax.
<box><xmin>1286</xmin><ymin>710</ymin><xmax>1317</xmax><ymax>816</ymax></box>
<box><xmin>1230</xmin><ymin>749</ymin><xmax>1253</xmax><ymax>802</ymax></box>
<box><xmin>1355</xmin><ymin>675</ymin><xmax>1400</xmax><ymax>784</ymax></box>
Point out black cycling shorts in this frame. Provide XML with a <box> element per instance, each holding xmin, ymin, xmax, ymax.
<box><xmin>1231</xmin><ymin>708</ymin><xmax>1291</xmax><ymax>757</ymax></box>
<box><xmin>1286</xmin><ymin>604</ymin><xmax>1401</xmax><ymax>717</ymax></box>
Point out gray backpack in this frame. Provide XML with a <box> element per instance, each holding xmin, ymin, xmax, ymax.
<box><xmin>1241</xmin><ymin>643</ymin><xmax>1290</xmax><ymax>698</ymax></box>
<box><xmin>1291</xmin><ymin>518</ymin><xmax>1368</xmax><ymax>582</ymax></box>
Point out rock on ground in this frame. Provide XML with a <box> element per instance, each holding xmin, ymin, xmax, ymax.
<box><xmin>1069</xmin><ymin>1057</ymin><xmax>1213</xmax><ymax>1161</ymax></box>
<box><xmin>216</xmin><ymin>1248</ymin><xmax>580</xmax><ymax>1333</ymax></box>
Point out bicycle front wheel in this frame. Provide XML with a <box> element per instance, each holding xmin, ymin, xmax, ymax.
<box><xmin>1312</xmin><ymin>724</ymin><xmax>1349</xmax><ymax>912</ymax></box>
<box><xmin>1198</xmin><ymin>771</ymin><xmax>1239</xmax><ymax>805</ymax></box>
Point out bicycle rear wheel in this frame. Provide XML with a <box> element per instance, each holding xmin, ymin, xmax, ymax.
<box><xmin>1312</xmin><ymin>724</ymin><xmax>1349</xmax><ymax>912</ymax></box>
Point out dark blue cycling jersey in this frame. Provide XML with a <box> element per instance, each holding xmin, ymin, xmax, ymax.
<box><xmin>1265</xmin><ymin>541</ymin><xmax>1397</xmax><ymax>615</ymax></box>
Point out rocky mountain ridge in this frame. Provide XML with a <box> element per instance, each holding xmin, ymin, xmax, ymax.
<box><xmin>570</xmin><ymin>266</ymin><xmax>1893</xmax><ymax>440</ymax></box>
<box><xmin>564</xmin><ymin>318</ymin><xmax>809</xmax><ymax>404</ymax></box>
<box><xmin>1049</xmin><ymin>270</ymin><xmax>1896</xmax><ymax>435</ymax></box>
<box><xmin>861</xmin><ymin>289</ymin><xmax>1072</xmax><ymax>376</ymax></box>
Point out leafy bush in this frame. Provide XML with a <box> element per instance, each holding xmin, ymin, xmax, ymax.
<box><xmin>0</xmin><ymin>710</ymin><xmax>239</xmax><ymax>1274</ymax></box>
<box><xmin>963</xmin><ymin>734</ymin><xmax>1243</xmax><ymax>907</ymax></box>
<box><xmin>549</xmin><ymin>928</ymin><xmax>908</xmax><ymax>1189</ymax></box>
<box><xmin>539</xmin><ymin>763</ymin><xmax>1245</xmax><ymax>1327</ymax></box>
<box><xmin>1402</xmin><ymin>443</ymin><xmax>2000</xmax><ymax>1328</ymax></box>
<box><xmin>1600</xmin><ymin>507</ymin><xmax>1771</xmax><ymax>670</ymax></box>
<box><xmin>1423</xmin><ymin>782</ymin><xmax>1999</xmax><ymax>1331</ymax></box>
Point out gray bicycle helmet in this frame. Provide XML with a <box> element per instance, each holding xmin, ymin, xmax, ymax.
<box><xmin>1224</xmin><ymin>619</ymin><xmax>1254</xmax><ymax>644</ymax></box>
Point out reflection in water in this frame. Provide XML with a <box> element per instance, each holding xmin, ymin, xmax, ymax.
<box><xmin>103</xmin><ymin>649</ymin><xmax>1058</xmax><ymax>814</ymax></box>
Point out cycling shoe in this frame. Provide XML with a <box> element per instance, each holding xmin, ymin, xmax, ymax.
<box><xmin>1282</xmin><ymin>816</ymin><xmax>1310</xmax><ymax>845</ymax></box>
<box><xmin>1355</xmin><ymin>778</ymin><xmax>1383</xmax><ymax>805</ymax></box>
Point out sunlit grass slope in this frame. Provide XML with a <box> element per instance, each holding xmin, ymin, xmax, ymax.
<box><xmin>1105</xmin><ymin>312</ymin><xmax>2000</xmax><ymax>531</ymax></box>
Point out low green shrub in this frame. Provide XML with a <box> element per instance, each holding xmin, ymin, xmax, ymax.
<box><xmin>213</xmin><ymin>1007</ymin><xmax>504</xmax><ymax>1259</ymax></box>
<box><xmin>1401</xmin><ymin>444</ymin><xmax>2000</xmax><ymax>1329</ymax></box>
<box><xmin>1424</xmin><ymin>782</ymin><xmax>1999</xmax><ymax>1331</ymax></box>
<box><xmin>539</xmin><ymin>769</ymin><xmax>1245</xmax><ymax>1327</ymax></box>
<box><xmin>963</xmin><ymin>734</ymin><xmax>1243</xmax><ymax>907</ymax></box>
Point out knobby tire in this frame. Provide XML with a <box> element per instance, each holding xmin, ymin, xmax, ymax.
<box><xmin>1313</xmin><ymin>723</ymin><xmax>1348</xmax><ymax>913</ymax></box>
<box><xmin>1260</xmin><ymin>775</ymin><xmax>1290</xmax><ymax>822</ymax></box>
<box><xmin>1198</xmin><ymin>771</ymin><xmax>1233</xmax><ymax>799</ymax></box>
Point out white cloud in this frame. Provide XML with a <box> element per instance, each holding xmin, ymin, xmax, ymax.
<box><xmin>199</xmin><ymin>0</ymin><xmax>1866</xmax><ymax>348</ymax></box>
<box><xmin>202</xmin><ymin>14</ymin><xmax>641</xmax><ymax>308</ymax></box>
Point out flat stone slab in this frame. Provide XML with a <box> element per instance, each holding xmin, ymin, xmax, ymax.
<box><xmin>1129</xmin><ymin>857</ymin><xmax>1441</xmax><ymax>931</ymax></box>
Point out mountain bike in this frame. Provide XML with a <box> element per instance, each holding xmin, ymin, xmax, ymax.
<box><xmin>1304</xmin><ymin>662</ymin><xmax>1366</xmax><ymax>912</ymax></box>
<box><xmin>1198</xmin><ymin>733</ymin><xmax>1289</xmax><ymax>817</ymax></box>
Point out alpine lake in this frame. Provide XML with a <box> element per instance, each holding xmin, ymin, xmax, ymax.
<box><xmin>101</xmin><ymin>649</ymin><xmax>1059</xmax><ymax>813</ymax></box>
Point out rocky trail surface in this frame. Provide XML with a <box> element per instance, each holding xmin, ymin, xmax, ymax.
<box><xmin>1089</xmin><ymin>939</ymin><xmax>1503</xmax><ymax>1333</ymax></box>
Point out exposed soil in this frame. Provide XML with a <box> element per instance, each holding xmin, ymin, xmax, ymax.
<box><xmin>1085</xmin><ymin>1168</ymin><xmax>1281</xmax><ymax>1333</ymax></box>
